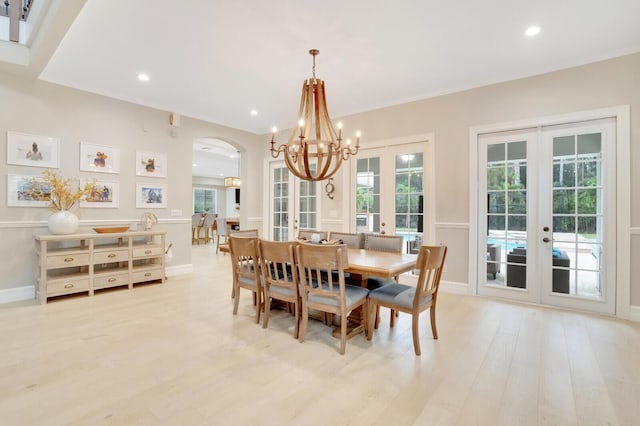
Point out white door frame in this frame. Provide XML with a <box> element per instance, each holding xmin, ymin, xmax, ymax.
<box><xmin>469</xmin><ymin>106</ymin><xmax>631</xmax><ymax>319</ymax></box>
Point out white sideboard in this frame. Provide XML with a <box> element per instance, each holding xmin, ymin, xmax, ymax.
<box><xmin>35</xmin><ymin>231</ymin><xmax>166</xmax><ymax>304</ymax></box>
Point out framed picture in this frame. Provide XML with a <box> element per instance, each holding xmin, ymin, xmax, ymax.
<box><xmin>135</xmin><ymin>150</ymin><xmax>167</xmax><ymax>178</ymax></box>
<box><xmin>7</xmin><ymin>131</ymin><xmax>60</xmax><ymax>168</ymax></box>
<box><xmin>136</xmin><ymin>183</ymin><xmax>167</xmax><ymax>208</ymax></box>
<box><xmin>80</xmin><ymin>180</ymin><xmax>119</xmax><ymax>208</ymax></box>
<box><xmin>7</xmin><ymin>174</ymin><xmax>51</xmax><ymax>207</ymax></box>
<box><xmin>79</xmin><ymin>143</ymin><xmax>120</xmax><ymax>174</ymax></box>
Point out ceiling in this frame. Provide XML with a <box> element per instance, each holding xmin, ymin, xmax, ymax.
<box><xmin>16</xmin><ymin>0</ymin><xmax>634</xmax><ymax>180</ymax></box>
<box><xmin>28</xmin><ymin>0</ymin><xmax>639</xmax><ymax>137</ymax></box>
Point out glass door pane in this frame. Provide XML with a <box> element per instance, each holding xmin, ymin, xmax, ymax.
<box><xmin>395</xmin><ymin>152</ymin><xmax>423</xmax><ymax>253</ymax></box>
<box><xmin>271</xmin><ymin>165</ymin><xmax>289</xmax><ymax>241</ymax></box>
<box><xmin>355</xmin><ymin>156</ymin><xmax>380</xmax><ymax>233</ymax></box>
<box><xmin>551</xmin><ymin>133</ymin><xmax>603</xmax><ymax>297</ymax></box>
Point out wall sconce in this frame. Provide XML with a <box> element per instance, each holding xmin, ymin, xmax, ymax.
<box><xmin>325</xmin><ymin>177</ymin><xmax>335</xmax><ymax>200</ymax></box>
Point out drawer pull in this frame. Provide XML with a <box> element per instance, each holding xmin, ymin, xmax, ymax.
<box><xmin>108</xmin><ymin>278</ymin><xmax>117</xmax><ymax>283</ymax></box>
<box><xmin>64</xmin><ymin>283</ymin><xmax>74</xmax><ymax>289</ymax></box>
<box><xmin>144</xmin><ymin>250</ymin><xmax>152</xmax><ymax>254</ymax></box>
<box><xmin>64</xmin><ymin>257</ymin><xmax>74</xmax><ymax>262</ymax></box>
<box><xmin>107</xmin><ymin>253</ymin><xmax>117</xmax><ymax>258</ymax></box>
<box><xmin>144</xmin><ymin>272</ymin><xmax>152</xmax><ymax>277</ymax></box>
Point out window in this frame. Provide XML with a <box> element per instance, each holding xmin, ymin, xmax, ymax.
<box><xmin>193</xmin><ymin>187</ymin><xmax>217</xmax><ymax>214</ymax></box>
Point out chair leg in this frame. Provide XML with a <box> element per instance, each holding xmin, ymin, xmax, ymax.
<box><xmin>366</xmin><ymin>301</ymin><xmax>376</xmax><ymax>340</ymax></box>
<box><xmin>299</xmin><ymin>300</ymin><xmax>308</xmax><ymax>342</ymax></box>
<box><xmin>232</xmin><ymin>284</ymin><xmax>240</xmax><ymax>315</ymax></box>
<box><xmin>430</xmin><ymin>305</ymin><xmax>438</xmax><ymax>339</ymax></box>
<box><xmin>390</xmin><ymin>308</ymin><xmax>396</xmax><ymax>328</ymax></box>
<box><xmin>254</xmin><ymin>291</ymin><xmax>261</xmax><ymax>324</ymax></box>
<box><xmin>262</xmin><ymin>291</ymin><xmax>270</xmax><ymax>329</ymax></box>
<box><xmin>293</xmin><ymin>301</ymin><xmax>300</xmax><ymax>339</ymax></box>
<box><xmin>339</xmin><ymin>312</ymin><xmax>347</xmax><ymax>355</ymax></box>
<box><xmin>412</xmin><ymin>314</ymin><xmax>421</xmax><ymax>356</ymax></box>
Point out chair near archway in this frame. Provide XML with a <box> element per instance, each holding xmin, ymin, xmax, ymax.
<box><xmin>366</xmin><ymin>245</ymin><xmax>447</xmax><ymax>356</ymax></box>
<box><xmin>228</xmin><ymin>235</ymin><xmax>263</xmax><ymax>324</ymax></box>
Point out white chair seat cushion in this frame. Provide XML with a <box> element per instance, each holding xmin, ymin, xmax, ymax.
<box><xmin>307</xmin><ymin>284</ymin><xmax>369</xmax><ymax>308</ymax></box>
<box><xmin>238</xmin><ymin>276</ymin><xmax>258</xmax><ymax>287</ymax></box>
<box><xmin>369</xmin><ymin>283</ymin><xmax>432</xmax><ymax>309</ymax></box>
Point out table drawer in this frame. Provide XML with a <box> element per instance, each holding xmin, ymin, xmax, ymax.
<box><xmin>94</xmin><ymin>249</ymin><xmax>128</xmax><ymax>263</ymax></box>
<box><xmin>47</xmin><ymin>253</ymin><xmax>90</xmax><ymax>268</ymax></box>
<box><xmin>94</xmin><ymin>272</ymin><xmax>129</xmax><ymax>289</ymax></box>
<box><xmin>133</xmin><ymin>268</ymin><xmax>163</xmax><ymax>283</ymax></box>
<box><xmin>47</xmin><ymin>277</ymin><xmax>90</xmax><ymax>296</ymax></box>
<box><xmin>132</xmin><ymin>246</ymin><xmax>163</xmax><ymax>258</ymax></box>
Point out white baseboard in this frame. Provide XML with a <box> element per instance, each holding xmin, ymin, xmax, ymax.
<box><xmin>166</xmin><ymin>264</ymin><xmax>193</xmax><ymax>277</ymax></box>
<box><xmin>439</xmin><ymin>280</ymin><xmax>470</xmax><ymax>295</ymax></box>
<box><xmin>629</xmin><ymin>306</ymin><xmax>640</xmax><ymax>322</ymax></box>
<box><xmin>0</xmin><ymin>264</ymin><xmax>193</xmax><ymax>304</ymax></box>
<box><xmin>0</xmin><ymin>285</ymin><xmax>35</xmax><ymax>304</ymax></box>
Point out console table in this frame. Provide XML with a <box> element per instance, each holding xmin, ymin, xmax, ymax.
<box><xmin>35</xmin><ymin>231</ymin><xmax>166</xmax><ymax>304</ymax></box>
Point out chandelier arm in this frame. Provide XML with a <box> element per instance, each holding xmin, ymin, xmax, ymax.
<box><xmin>301</xmin><ymin>142</ymin><xmax>314</xmax><ymax>179</ymax></box>
<box><xmin>285</xmin><ymin>153</ymin><xmax>306</xmax><ymax>180</ymax></box>
<box><xmin>320</xmin><ymin>155</ymin><xmax>343</xmax><ymax>181</ymax></box>
<box><xmin>317</xmin><ymin>81</ymin><xmax>339</xmax><ymax>148</ymax></box>
<box><xmin>303</xmin><ymin>80</ymin><xmax>314</xmax><ymax>140</ymax></box>
<box><xmin>314</xmin><ymin>81</ymin><xmax>322</xmax><ymax>141</ymax></box>
<box><xmin>288</xmin><ymin>81</ymin><xmax>309</xmax><ymax>142</ymax></box>
<box><xmin>317</xmin><ymin>143</ymin><xmax>334</xmax><ymax>179</ymax></box>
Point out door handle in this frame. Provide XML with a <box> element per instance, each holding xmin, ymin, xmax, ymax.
<box><xmin>542</xmin><ymin>237</ymin><xmax>551</xmax><ymax>243</ymax></box>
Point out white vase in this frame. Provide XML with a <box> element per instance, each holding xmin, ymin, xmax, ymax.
<box><xmin>48</xmin><ymin>210</ymin><xmax>79</xmax><ymax>235</ymax></box>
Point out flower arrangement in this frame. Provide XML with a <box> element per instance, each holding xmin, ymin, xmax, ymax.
<box><xmin>28</xmin><ymin>170</ymin><xmax>95</xmax><ymax>211</ymax></box>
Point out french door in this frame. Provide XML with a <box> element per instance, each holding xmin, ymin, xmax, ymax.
<box><xmin>269</xmin><ymin>162</ymin><xmax>320</xmax><ymax>241</ymax></box>
<box><xmin>351</xmin><ymin>143</ymin><xmax>427</xmax><ymax>253</ymax></box>
<box><xmin>477</xmin><ymin>119</ymin><xmax>616</xmax><ymax>314</ymax></box>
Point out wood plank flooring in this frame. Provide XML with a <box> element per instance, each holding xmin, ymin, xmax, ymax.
<box><xmin>1</xmin><ymin>243</ymin><xmax>639</xmax><ymax>425</ymax></box>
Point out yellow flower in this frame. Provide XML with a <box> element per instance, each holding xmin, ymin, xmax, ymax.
<box><xmin>27</xmin><ymin>170</ymin><xmax>95</xmax><ymax>211</ymax></box>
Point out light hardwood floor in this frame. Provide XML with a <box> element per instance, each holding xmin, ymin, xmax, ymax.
<box><xmin>1</xmin><ymin>243</ymin><xmax>639</xmax><ymax>425</ymax></box>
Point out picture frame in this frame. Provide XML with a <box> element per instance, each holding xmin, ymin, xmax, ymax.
<box><xmin>80</xmin><ymin>180</ymin><xmax>119</xmax><ymax>208</ymax></box>
<box><xmin>7</xmin><ymin>174</ymin><xmax>51</xmax><ymax>207</ymax></box>
<box><xmin>7</xmin><ymin>131</ymin><xmax>60</xmax><ymax>168</ymax></box>
<box><xmin>136</xmin><ymin>183</ymin><xmax>167</xmax><ymax>209</ymax></box>
<box><xmin>79</xmin><ymin>143</ymin><xmax>120</xmax><ymax>174</ymax></box>
<box><xmin>135</xmin><ymin>150</ymin><xmax>167</xmax><ymax>178</ymax></box>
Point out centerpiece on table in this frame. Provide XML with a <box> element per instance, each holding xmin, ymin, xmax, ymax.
<box><xmin>28</xmin><ymin>170</ymin><xmax>95</xmax><ymax>235</ymax></box>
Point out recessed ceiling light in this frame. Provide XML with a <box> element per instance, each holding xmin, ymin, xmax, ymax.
<box><xmin>137</xmin><ymin>73</ymin><xmax>150</xmax><ymax>82</ymax></box>
<box><xmin>192</xmin><ymin>163</ymin><xmax>197</xmax><ymax>167</ymax></box>
<box><xmin>250</xmin><ymin>110</ymin><xmax>258</xmax><ymax>116</ymax></box>
<box><xmin>525</xmin><ymin>26</ymin><xmax>541</xmax><ymax>37</ymax></box>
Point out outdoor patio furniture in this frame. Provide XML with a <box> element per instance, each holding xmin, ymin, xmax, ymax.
<box><xmin>506</xmin><ymin>248</ymin><xmax>570</xmax><ymax>293</ymax></box>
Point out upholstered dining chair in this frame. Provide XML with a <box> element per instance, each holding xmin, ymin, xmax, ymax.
<box><xmin>366</xmin><ymin>245</ymin><xmax>447</xmax><ymax>355</ymax></box>
<box><xmin>363</xmin><ymin>234</ymin><xmax>404</xmax><ymax>289</ymax></box>
<box><xmin>296</xmin><ymin>243</ymin><xmax>369</xmax><ymax>355</ymax></box>
<box><xmin>216</xmin><ymin>218</ymin><xmax>229</xmax><ymax>254</ymax></box>
<box><xmin>258</xmin><ymin>239</ymin><xmax>301</xmax><ymax>338</ymax></box>
<box><xmin>228</xmin><ymin>235</ymin><xmax>263</xmax><ymax>324</ymax></box>
<box><xmin>202</xmin><ymin>213</ymin><xmax>217</xmax><ymax>244</ymax></box>
<box><xmin>328</xmin><ymin>231</ymin><xmax>364</xmax><ymax>249</ymax></box>
<box><xmin>191</xmin><ymin>214</ymin><xmax>206</xmax><ymax>244</ymax></box>
<box><xmin>297</xmin><ymin>229</ymin><xmax>329</xmax><ymax>241</ymax></box>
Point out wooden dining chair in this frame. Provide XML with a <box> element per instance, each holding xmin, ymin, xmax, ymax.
<box><xmin>366</xmin><ymin>245</ymin><xmax>447</xmax><ymax>355</ymax></box>
<box><xmin>202</xmin><ymin>213</ymin><xmax>217</xmax><ymax>244</ymax></box>
<box><xmin>228</xmin><ymin>235</ymin><xmax>263</xmax><ymax>324</ymax></box>
<box><xmin>296</xmin><ymin>243</ymin><xmax>369</xmax><ymax>355</ymax></box>
<box><xmin>191</xmin><ymin>214</ymin><xmax>206</xmax><ymax>244</ymax></box>
<box><xmin>258</xmin><ymin>239</ymin><xmax>301</xmax><ymax>338</ymax></box>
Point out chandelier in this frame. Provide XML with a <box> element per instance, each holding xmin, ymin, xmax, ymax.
<box><xmin>270</xmin><ymin>49</ymin><xmax>361</xmax><ymax>181</ymax></box>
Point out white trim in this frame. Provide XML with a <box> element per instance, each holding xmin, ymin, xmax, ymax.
<box><xmin>631</xmin><ymin>228</ymin><xmax>640</xmax><ymax>235</ymax></box>
<box><xmin>439</xmin><ymin>280</ymin><xmax>470</xmax><ymax>295</ymax></box>
<box><xmin>0</xmin><ymin>218</ymin><xmax>190</xmax><ymax>229</ymax></box>
<box><xmin>435</xmin><ymin>222</ymin><xmax>470</xmax><ymax>230</ymax></box>
<box><xmin>0</xmin><ymin>263</ymin><xmax>194</xmax><ymax>304</ymax></box>
<box><xmin>629</xmin><ymin>306</ymin><xmax>640</xmax><ymax>322</ymax></box>
<box><xmin>0</xmin><ymin>285</ymin><xmax>35</xmax><ymax>304</ymax></box>
<box><xmin>247</xmin><ymin>216</ymin><xmax>262</xmax><ymax>223</ymax></box>
<box><xmin>469</xmin><ymin>105</ymin><xmax>631</xmax><ymax>319</ymax></box>
<box><xmin>320</xmin><ymin>219</ymin><xmax>345</xmax><ymax>226</ymax></box>
<box><xmin>166</xmin><ymin>264</ymin><xmax>193</xmax><ymax>277</ymax></box>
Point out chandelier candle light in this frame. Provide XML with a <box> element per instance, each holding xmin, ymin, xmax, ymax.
<box><xmin>270</xmin><ymin>49</ymin><xmax>361</xmax><ymax>181</ymax></box>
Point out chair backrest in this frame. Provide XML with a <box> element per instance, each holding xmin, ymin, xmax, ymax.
<box><xmin>297</xmin><ymin>229</ymin><xmax>329</xmax><ymax>241</ymax></box>
<box><xmin>230</xmin><ymin>228</ymin><xmax>259</xmax><ymax>237</ymax></box>
<box><xmin>228</xmin><ymin>235</ymin><xmax>261</xmax><ymax>286</ymax></box>
<box><xmin>203</xmin><ymin>213</ymin><xmax>217</xmax><ymax>226</ymax></box>
<box><xmin>328</xmin><ymin>231</ymin><xmax>364</xmax><ymax>249</ymax></box>
<box><xmin>296</xmin><ymin>243</ymin><xmax>349</xmax><ymax>306</ymax></box>
<box><xmin>259</xmin><ymin>239</ymin><xmax>299</xmax><ymax>294</ymax></box>
<box><xmin>364</xmin><ymin>234</ymin><xmax>403</xmax><ymax>253</ymax></box>
<box><xmin>414</xmin><ymin>245</ymin><xmax>448</xmax><ymax>307</ymax></box>
<box><xmin>216</xmin><ymin>218</ymin><xmax>228</xmax><ymax>237</ymax></box>
<box><xmin>192</xmin><ymin>214</ymin><xmax>204</xmax><ymax>226</ymax></box>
